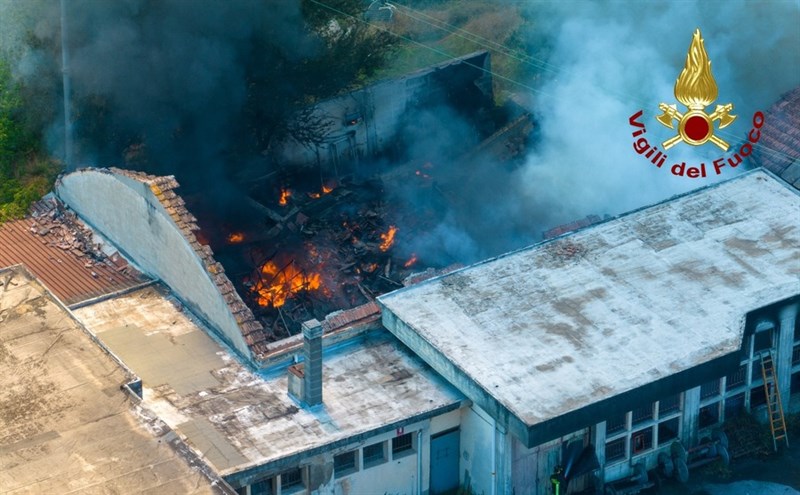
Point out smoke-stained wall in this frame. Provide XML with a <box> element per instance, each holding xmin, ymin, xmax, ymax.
<box><xmin>56</xmin><ymin>168</ymin><xmax>255</xmax><ymax>359</ymax></box>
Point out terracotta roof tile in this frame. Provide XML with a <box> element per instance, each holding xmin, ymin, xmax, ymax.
<box><xmin>0</xmin><ymin>203</ymin><xmax>149</xmax><ymax>306</ymax></box>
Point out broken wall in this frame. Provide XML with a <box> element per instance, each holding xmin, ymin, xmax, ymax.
<box><xmin>56</xmin><ymin>168</ymin><xmax>263</xmax><ymax>360</ymax></box>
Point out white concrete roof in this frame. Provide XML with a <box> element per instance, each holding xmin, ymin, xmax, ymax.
<box><xmin>73</xmin><ymin>286</ymin><xmax>462</xmax><ymax>481</ymax></box>
<box><xmin>379</xmin><ymin>170</ymin><xmax>800</xmax><ymax>444</ymax></box>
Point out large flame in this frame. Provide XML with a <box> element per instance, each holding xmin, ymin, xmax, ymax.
<box><xmin>251</xmin><ymin>260</ymin><xmax>322</xmax><ymax>308</ymax></box>
<box><xmin>674</xmin><ymin>29</ymin><xmax>718</xmax><ymax>109</ymax></box>
<box><xmin>379</xmin><ymin>225</ymin><xmax>398</xmax><ymax>252</ymax></box>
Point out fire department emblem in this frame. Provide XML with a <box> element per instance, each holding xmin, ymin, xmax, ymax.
<box><xmin>656</xmin><ymin>29</ymin><xmax>736</xmax><ymax>151</ymax></box>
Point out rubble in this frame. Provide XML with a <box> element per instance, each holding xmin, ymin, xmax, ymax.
<box><xmin>27</xmin><ymin>196</ymin><xmax>136</xmax><ymax>275</ymax></box>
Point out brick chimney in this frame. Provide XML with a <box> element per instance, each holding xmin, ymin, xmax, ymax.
<box><xmin>301</xmin><ymin>319</ymin><xmax>323</xmax><ymax>406</ymax></box>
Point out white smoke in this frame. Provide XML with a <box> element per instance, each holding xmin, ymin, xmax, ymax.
<box><xmin>404</xmin><ymin>0</ymin><xmax>800</xmax><ymax>262</ymax></box>
<box><xmin>514</xmin><ymin>0</ymin><xmax>800</xmax><ymax>225</ymax></box>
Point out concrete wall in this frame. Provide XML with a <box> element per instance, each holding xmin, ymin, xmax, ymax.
<box><xmin>232</xmin><ymin>417</ymin><xmax>443</xmax><ymax>495</ymax></box>
<box><xmin>56</xmin><ymin>169</ymin><xmax>252</xmax><ymax>358</ymax></box>
<box><xmin>459</xmin><ymin>405</ymin><xmax>510</xmax><ymax>495</ymax></box>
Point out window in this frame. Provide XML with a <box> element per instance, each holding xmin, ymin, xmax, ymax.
<box><xmin>334</xmin><ymin>451</ymin><xmax>358</xmax><ymax>478</ymax></box>
<box><xmin>631</xmin><ymin>404</ymin><xmax>653</xmax><ymax>426</ymax></box>
<box><xmin>751</xmin><ymin>385</ymin><xmax>767</xmax><ymax>407</ymax></box>
<box><xmin>792</xmin><ymin>372</ymin><xmax>800</xmax><ymax>395</ymax></box>
<box><xmin>363</xmin><ymin>442</ymin><xmax>386</xmax><ymax>468</ymax></box>
<box><xmin>792</xmin><ymin>344</ymin><xmax>800</xmax><ymax>366</ymax></box>
<box><xmin>606</xmin><ymin>414</ymin><xmax>626</xmax><ymax>435</ymax></box>
<box><xmin>700</xmin><ymin>379</ymin><xmax>721</xmax><ymax>400</ymax></box>
<box><xmin>280</xmin><ymin>468</ymin><xmax>303</xmax><ymax>492</ymax></box>
<box><xmin>605</xmin><ymin>393</ymin><xmax>682</xmax><ymax>465</ymax></box>
<box><xmin>658</xmin><ymin>394</ymin><xmax>680</xmax><ymax>416</ymax></box>
<box><xmin>658</xmin><ymin>417</ymin><xmax>679</xmax><ymax>445</ymax></box>
<box><xmin>631</xmin><ymin>427</ymin><xmax>653</xmax><ymax>454</ymax></box>
<box><xmin>725</xmin><ymin>393</ymin><xmax>745</xmax><ymax>419</ymax></box>
<box><xmin>251</xmin><ymin>477</ymin><xmax>273</xmax><ymax>495</ymax></box>
<box><xmin>699</xmin><ymin>403</ymin><xmax>720</xmax><ymax>428</ymax></box>
<box><xmin>753</xmin><ymin>329</ymin><xmax>773</xmax><ymax>353</ymax></box>
<box><xmin>726</xmin><ymin>365</ymin><xmax>747</xmax><ymax>390</ymax></box>
<box><xmin>605</xmin><ymin>437</ymin><xmax>626</xmax><ymax>463</ymax></box>
<box><xmin>392</xmin><ymin>433</ymin><xmax>414</xmax><ymax>457</ymax></box>
<box><xmin>235</xmin><ymin>487</ymin><xmax>248</xmax><ymax>495</ymax></box>
<box><xmin>752</xmin><ymin>363</ymin><xmax>765</xmax><ymax>383</ymax></box>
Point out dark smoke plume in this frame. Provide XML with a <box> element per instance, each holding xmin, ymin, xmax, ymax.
<box><xmin>3</xmin><ymin>0</ymin><xmax>325</xmax><ymax>199</ymax></box>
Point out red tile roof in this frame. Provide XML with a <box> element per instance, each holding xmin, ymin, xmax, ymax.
<box><xmin>752</xmin><ymin>86</ymin><xmax>800</xmax><ymax>190</ymax></box>
<box><xmin>0</xmin><ymin>203</ymin><xmax>149</xmax><ymax>306</ymax></box>
<box><xmin>322</xmin><ymin>301</ymin><xmax>381</xmax><ymax>332</ymax></box>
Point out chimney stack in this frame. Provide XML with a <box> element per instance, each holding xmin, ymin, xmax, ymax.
<box><xmin>302</xmin><ymin>319</ymin><xmax>323</xmax><ymax>406</ymax></box>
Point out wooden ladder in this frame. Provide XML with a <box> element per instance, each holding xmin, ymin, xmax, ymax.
<box><xmin>759</xmin><ymin>351</ymin><xmax>789</xmax><ymax>451</ymax></box>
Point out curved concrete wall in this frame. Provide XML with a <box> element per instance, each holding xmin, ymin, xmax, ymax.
<box><xmin>56</xmin><ymin>168</ymin><xmax>253</xmax><ymax>359</ymax></box>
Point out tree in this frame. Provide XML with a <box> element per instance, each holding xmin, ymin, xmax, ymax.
<box><xmin>246</xmin><ymin>0</ymin><xmax>396</xmax><ymax>154</ymax></box>
<box><xmin>0</xmin><ymin>58</ymin><xmax>57</xmax><ymax>223</ymax></box>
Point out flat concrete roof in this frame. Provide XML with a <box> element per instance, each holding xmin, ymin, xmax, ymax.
<box><xmin>73</xmin><ymin>285</ymin><xmax>463</xmax><ymax>483</ymax></box>
<box><xmin>379</xmin><ymin>170</ymin><xmax>800</xmax><ymax>447</ymax></box>
<box><xmin>0</xmin><ymin>267</ymin><xmax>227</xmax><ymax>494</ymax></box>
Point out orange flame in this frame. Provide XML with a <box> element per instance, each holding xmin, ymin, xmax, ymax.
<box><xmin>404</xmin><ymin>253</ymin><xmax>418</xmax><ymax>268</ymax></box>
<box><xmin>308</xmin><ymin>183</ymin><xmax>335</xmax><ymax>199</ymax></box>
<box><xmin>227</xmin><ymin>232</ymin><xmax>245</xmax><ymax>244</ymax></box>
<box><xmin>278</xmin><ymin>188</ymin><xmax>291</xmax><ymax>206</ymax></box>
<box><xmin>379</xmin><ymin>225</ymin><xmax>398</xmax><ymax>252</ymax></box>
<box><xmin>251</xmin><ymin>261</ymin><xmax>322</xmax><ymax>308</ymax></box>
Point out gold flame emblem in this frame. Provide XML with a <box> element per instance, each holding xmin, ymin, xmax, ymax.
<box><xmin>656</xmin><ymin>29</ymin><xmax>736</xmax><ymax>151</ymax></box>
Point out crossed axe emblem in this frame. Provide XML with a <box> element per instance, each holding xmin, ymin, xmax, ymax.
<box><xmin>656</xmin><ymin>102</ymin><xmax>736</xmax><ymax>151</ymax></box>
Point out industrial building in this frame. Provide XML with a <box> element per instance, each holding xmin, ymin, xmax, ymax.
<box><xmin>2</xmin><ymin>165</ymin><xmax>797</xmax><ymax>495</ymax></box>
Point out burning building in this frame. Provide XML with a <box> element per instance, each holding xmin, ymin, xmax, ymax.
<box><xmin>2</xmin><ymin>164</ymin><xmax>796</xmax><ymax>495</ymax></box>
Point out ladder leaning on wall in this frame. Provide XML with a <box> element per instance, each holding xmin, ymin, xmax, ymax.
<box><xmin>759</xmin><ymin>351</ymin><xmax>789</xmax><ymax>451</ymax></box>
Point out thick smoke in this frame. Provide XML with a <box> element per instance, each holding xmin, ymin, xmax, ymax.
<box><xmin>2</xmin><ymin>1</ymin><xmax>798</xmax><ymax>266</ymax></box>
<box><xmin>400</xmin><ymin>0</ymin><xmax>800</xmax><ymax>263</ymax></box>
<box><xmin>3</xmin><ymin>0</ymin><xmax>315</xmax><ymax>200</ymax></box>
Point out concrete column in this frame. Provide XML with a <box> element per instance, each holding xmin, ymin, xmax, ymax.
<box><xmin>493</xmin><ymin>421</ymin><xmax>510</xmax><ymax>495</ymax></box>
<box><xmin>593</xmin><ymin>422</ymin><xmax>607</xmax><ymax>489</ymax></box>
<box><xmin>502</xmin><ymin>428</ymin><xmax>513</xmax><ymax>495</ymax></box>
<box><xmin>302</xmin><ymin>319</ymin><xmax>323</xmax><ymax>407</ymax></box>
<box><xmin>776</xmin><ymin>304</ymin><xmax>798</xmax><ymax>408</ymax></box>
<box><xmin>681</xmin><ymin>387</ymin><xmax>701</xmax><ymax>447</ymax></box>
